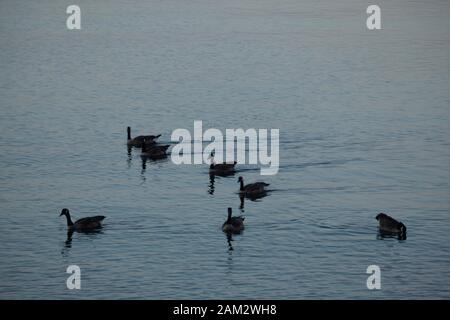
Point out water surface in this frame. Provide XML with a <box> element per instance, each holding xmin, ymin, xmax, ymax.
<box><xmin>0</xmin><ymin>0</ymin><xmax>449</xmax><ymax>299</ymax></box>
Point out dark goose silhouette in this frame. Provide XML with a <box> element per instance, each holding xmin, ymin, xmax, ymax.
<box><xmin>237</xmin><ymin>176</ymin><xmax>269</xmax><ymax>196</ymax></box>
<box><xmin>208</xmin><ymin>152</ymin><xmax>236</xmax><ymax>175</ymax></box>
<box><xmin>60</xmin><ymin>208</ymin><xmax>105</xmax><ymax>231</ymax></box>
<box><xmin>376</xmin><ymin>213</ymin><xmax>407</xmax><ymax>238</ymax></box>
<box><xmin>141</xmin><ymin>139</ymin><xmax>170</xmax><ymax>158</ymax></box>
<box><xmin>222</xmin><ymin>207</ymin><xmax>245</xmax><ymax>234</ymax></box>
<box><xmin>127</xmin><ymin>126</ymin><xmax>161</xmax><ymax>147</ymax></box>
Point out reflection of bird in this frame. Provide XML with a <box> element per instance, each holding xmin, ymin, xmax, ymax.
<box><xmin>376</xmin><ymin>213</ymin><xmax>407</xmax><ymax>235</ymax></box>
<box><xmin>237</xmin><ymin>176</ymin><xmax>269</xmax><ymax>195</ymax></box>
<box><xmin>141</xmin><ymin>157</ymin><xmax>147</xmax><ymax>172</ymax></box>
<box><xmin>239</xmin><ymin>195</ymin><xmax>245</xmax><ymax>210</ymax></box>
<box><xmin>226</xmin><ymin>233</ymin><xmax>234</xmax><ymax>251</ymax></box>
<box><xmin>65</xmin><ymin>230</ymin><xmax>74</xmax><ymax>248</ymax></box>
<box><xmin>60</xmin><ymin>208</ymin><xmax>105</xmax><ymax>231</ymax></box>
<box><xmin>126</xmin><ymin>145</ymin><xmax>133</xmax><ymax>168</ymax></box>
<box><xmin>208</xmin><ymin>173</ymin><xmax>215</xmax><ymax>195</ymax></box>
<box><xmin>222</xmin><ymin>207</ymin><xmax>245</xmax><ymax>234</ymax></box>
<box><xmin>127</xmin><ymin>126</ymin><xmax>161</xmax><ymax>147</ymax></box>
<box><xmin>208</xmin><ymin>152</ymin><xmax>236</xmax><ymax>175</ymax></box>
<box><xmin>141</xmin><ymin>139</ymin><xmax>169</xmax><ymax>158</ymax></box>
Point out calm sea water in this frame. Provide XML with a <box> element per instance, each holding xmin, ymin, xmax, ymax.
<box><xmin>1</xmin><ymin>0</ymin><xmax>449</xmax><ymax>299</ymax></box>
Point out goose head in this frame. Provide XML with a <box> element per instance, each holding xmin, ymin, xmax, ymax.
<box><xmin>60</xmin><ymin>208</ymin><xmax>70</xmax><ymax>217</ymax></box>
<box><xmin>127</xmin><ymin>126</ymin><xmax>131</xmax><ymax>140</ymax></box>
<box><xmin>375</xmin><ymin>213</ymin><xmax>386</xmax><ymax>220</ymax></box>
<box><xmin>237</xmin><ymin>176</ymin><xmax>243</xmax><ymax>183</ymax></box>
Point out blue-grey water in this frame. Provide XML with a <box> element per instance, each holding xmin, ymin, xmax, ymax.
<box><xmin>1</xmin><ymin>0</ymin><xmax>449</xmax><ymax>299</ymax></box>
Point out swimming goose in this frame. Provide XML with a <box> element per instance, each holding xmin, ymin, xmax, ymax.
<box><xmin>141</xmin><ymin>139</ymin><xmax>170</xmax><ymax>158</ymax></box>
<box><xmin>237</xmin><ymin>176</ymin><xmax>269</xmax><ymax>195</ymax></box>
<box><xmin>222</xmin><ymin>207</ymin><xmax>245</xmax><ymax>234</ymax></box>
<box><xmin>208</xmin><ymin>152</ymin><xmax>237</xmax><ymax>174</ymax></box>
<box><xmin>127</xmin><ymin>126</ymin><xmax>161</xmax><ymax>147</ymax></box>
<box><xmin>60</xmin><ymin>208</ymin><xmax>105</xmax><ymax>231</ymax></box>
<box><xmin>376</xmin><ymin>213</ymin><xmax>406</xmax><ymax>235</ymax></box>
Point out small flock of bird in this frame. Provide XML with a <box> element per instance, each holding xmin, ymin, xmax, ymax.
<box><xmin>60</xmin><ymin>127</ymin><xmax>407</xmax><ymax>240</ymax></box>
<box><xmin>127</xmin><ymin>126</ymin><xmax>170</xmax><ymax>159</ymax></box>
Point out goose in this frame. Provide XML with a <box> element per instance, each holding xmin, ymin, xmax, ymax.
<box><xmin>222</xmin><ymin>208</ymin><xmax>245</xmax><ymax>233</ymax></box>
<box><xmin>208</xmin><ymin>152</ymin><xmax>236</xmax><ymax>174</ymax></box>
<box><xmin>127</xmin><ymin>126</ymin><xmax>161</xmax><ymax>147</ymax></box>
<box><xmin>141</xmin><ymin>139</ymin><xmax>170</xmax><ymax>158</ymax></box>
<box><xmin>60</xmin><ymin>208</ymin><xmax>105</xmax><ymax>231</ymax></box>
<box><xmin>237</xmin><ymin>176</ymin><xmax>269</xmax><ymax>195</ymax></box>
<box><xmin>376</xmin><ymin>213</ymin><xmax>406</xmax><ymax>235</ymax></box>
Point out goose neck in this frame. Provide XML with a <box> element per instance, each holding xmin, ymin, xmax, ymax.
<box><xmin>65</xmin><ymin>214</ymin><xmax>74</xmax><ymax>226</ymax></box>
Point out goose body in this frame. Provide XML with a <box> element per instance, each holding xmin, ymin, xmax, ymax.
<box><xmin>127</xmin><ymin>126</ymin><xmax>161</xmax><ymax>147</ymax></box>
<box><xmin>222</xmin><ymin>208</ymin><xmax>245</xmax><ymax>234</ymax></box>
<box><xmin>376</xmin><ymin>213</ymin><xmax>406</xmax><ymax>234</ymax></box>
<box><xmin>141</xmin><ymin>141</ymin><xmax>170</xmax><ymax>158</ymax></box>
<box><xmin>210</xmin><ymin>162</ymin><xmax>237</xmax><ymax>174</ymax></box>
<box><xmin>60</xmin><ymin>208</ymin><xmax>105</xmax><ymax>231</ymax></box>
<box><xmin>237</xmin><ymin>176</ymin><xmax>269</xmax><ymax>195</ymax></box>
<box><xmin>208</xmin><ymin>152</ymin><xmax>236</xmax><ymax>174</ymax></box>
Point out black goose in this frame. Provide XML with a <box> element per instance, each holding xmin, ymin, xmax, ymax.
<box><xmin>141</xmin><ymin>139</ymin><xmax>170</xmax><ymax>158</ymax></box>
<box><xmin>237</xmin><ymin>176</ymin><xmax>269</xmax><ymax>195</ymax></box>
<box><xmin>127</xmin><ymin>126</ymin><xmax>161</xmax><ymax>147</ymax></box>
<box><xmin>208</xmin><ymin>152</ymin><xmax>236</xmax><ymax>174</ymax></box>
<box><xmin>376</xmin><ymin>213</ymin><xmax>407</xmax><ymax>235</ymax></box>
<box><xmin>222</xmin><ymin>208</ymin><xmax>245</xmax><ymax>234</ymax></box>
<box><xmin>60</xmin><ymin>208</ymin><xmax>105</xmax><ymax>231</ymax></box>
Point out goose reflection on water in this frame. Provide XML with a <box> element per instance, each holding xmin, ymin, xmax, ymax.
<box><xmin>377</xmin><ymin>230</ymin><xmax>407</xmax><ymax>241</ymax></box>
<box><xmin>208</xmin><ymin>170</ymin><xmax>237</xmax><ymax>195</ymax></box>
<box><xmin>226</xmin><ymin>233</ymin><xmax>234</xmax><ymax>251</ymax></box>
<box><xmin>140</xmin><ymin>154</ymin><xmax>169</xmax><ymax>173</ymax></box>
<box><xmin>238</xmin><ymin>191</ymin><xmax>269</xmax><ymax>211</ymax></box>
<box><xmin>127</xmin><ymin>145</ymin><xmax>133</xmax><ymax>169</ymax></box>
<box><xmin>64</xmin><ymin>230</ymin><xmax>74</xmax><ymax>249</ymax></box>
<box><xmin>224</xmin><ymin>229</ymin><xmax>245</xmax><ymax>253</ymax></box>
<box><xmin>140</xmin><ymin>150</ymin><xmax>169</xmax><ymax>163</ymax></box>
<box><xmin>64</xmin><ymin>228</ymin><xmax>105</xmax><ymax>246</ymax></box>
<box><xmin>62</xmin><ymin>228</ymin><xmax>105</xmax><ymax>257</ymax></box>
<box><xmin>208</xmin><ymin>173</ymin><xmax>215</xmax><ymax>195</ymax></box>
